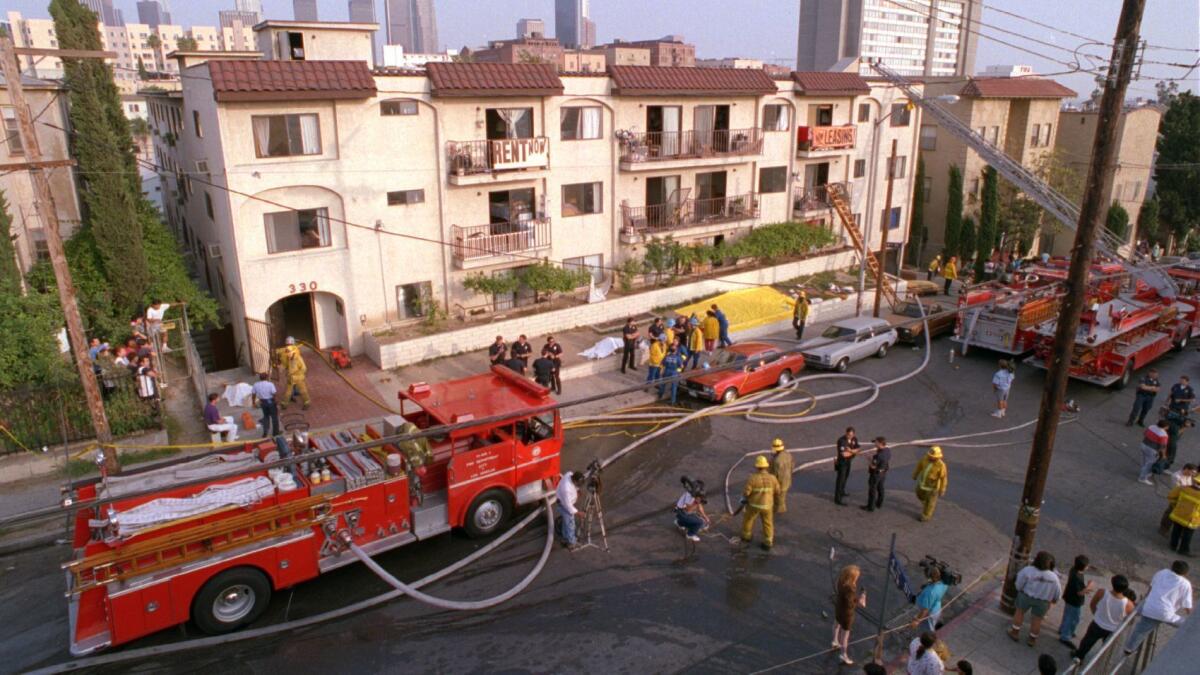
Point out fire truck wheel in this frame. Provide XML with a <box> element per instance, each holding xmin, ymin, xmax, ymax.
<box><xmin>1114</xmin><ymin>363</ymin><xmax>1133</xmax><ymax>390</ymax></box>
<box><xmin>465</xmin><ymin>489</ymin><xmax>512</xmax><ymax>538</ymax></box>
<box><xmin>191</xmin><ymin>567</ymin><xmax>272</xmax><ymax>635</ymax></box>
<box><xmin>1176</xmin><ymin>334</ymin><xmax>1190</xmax><ymax>351</ymax></box>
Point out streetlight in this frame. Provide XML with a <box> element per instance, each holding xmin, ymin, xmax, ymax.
<box><xmin>858</xmin><ymin>94</ymin><xmax>960</xmax><ymax>316</ymax></box>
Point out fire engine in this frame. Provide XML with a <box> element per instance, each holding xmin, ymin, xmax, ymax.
<box><xmin>62</xmin><ymin>366</ymin><xmax>562</xmax><ymax>656</ymax></box>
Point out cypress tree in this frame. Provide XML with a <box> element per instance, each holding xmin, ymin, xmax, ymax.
<box><xmin>959</xmin><ymin>216</ymin><xmax>977</xmax><ymax>266</ymax></box>
<box><xmin>976</xmin><ymin>166</ymin><xmax>999</xmax><ymax>278</ymax></box>
<box><xmin>943</xmin><ymin>165</ymin><xmax>964</xmax><ymax>258</ymax></box>
<box><xmin>908</xmin><ymin>158</ymin><xmax>926</xmax><ymax>266</ymax></box>
<box><xmin>0</xmin><ymin>191</ymin><xmax>20</xmax><ymax>293</ymax></box>
<box><xmin>50</xmin><ymin>0</ymin><xmax>150</xmax><ymax>315</ymax></box>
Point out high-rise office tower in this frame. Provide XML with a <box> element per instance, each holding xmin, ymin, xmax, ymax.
<box><xmin>235</xmin><ymin>0</ymin><xmax>263</xmax><ymax>20</ymax></box>
<box><xmin>517</xmin><ymin>18</ymin><xmax>546</xmax><ymax>39</ymax></box>
<box><xmin>349</xmin><ymin>0</ymin><xmax>377</xmax><ymax>23</ymax></box>
<box><xmin>555</xmin><ymin>0</ymin><xmax>594</xmax><ymax>49</ymax></box>
<box><xmin>81</xmin><ymin>0</ymin><xmax>121</xmax><ymax>26</ymax></box>
<box><xmin>385</xmin><ymin>0</ymin><xmax>439</xmax><ymax>53</ymax></box>
<box><xmin>796</xmin><ymin>0</ymin><xmax>980</xmax><ymax>77</ymax></box>
<box><xmin>136</xmin><ymin>1</ymin><xmax>170</xmax><ymax>28</ymax></box>
<box><xmin>293</xmin><ymin>0</ymin><xmax>319</xmax><ymax>21</ymax></box>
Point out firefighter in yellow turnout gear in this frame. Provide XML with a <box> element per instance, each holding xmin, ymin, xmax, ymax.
<box><xmin>275</xmin><ymin>337</ymin><xmax>311</xmax><ymax>410</ymax></box>
<box><xmin>912</xmin><ymin>446</ymin><xmax>948</xmax><ymax>522</ymax></box>
<box><xmin>770</xmin><ymin>438</ymin><xmax>793</xmax><ymax>513</ymax></box>
<box><xmin>741</xmin><ymin>455</ymin><xmax>782</xmax><ymax>549</ymax></box>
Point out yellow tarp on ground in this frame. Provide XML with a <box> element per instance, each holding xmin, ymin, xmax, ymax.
<box><xmin>676</xmin><ymin>287</ymin><xmax>796</xmax><ymax>333</ymax></box>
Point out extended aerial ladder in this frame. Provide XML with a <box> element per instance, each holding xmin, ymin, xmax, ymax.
<box><xmin>869</xmin><ymin>63</ymin><xmax>1177</xmax><ymax>299</ymax></box>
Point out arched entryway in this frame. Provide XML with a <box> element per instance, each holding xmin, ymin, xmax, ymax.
<box><xmin>266</xmin><ymin>290</ymin><xmax>348</xmax><ymax>350</ymax></box>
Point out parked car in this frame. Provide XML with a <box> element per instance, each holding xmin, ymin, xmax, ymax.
<box><xmin>682</xmin><ymin>342</ymin><xmax>806</xmax><ymax>403</ymax></box>
<box><xmin>798</xmin><ymin>317</ymin><xmax>898</xmax><ymax>372</ymax></box>
<box><xmin>890</xmin><ymin>300</ymin><xmax>956</xmax><ymax>344</ymax></box>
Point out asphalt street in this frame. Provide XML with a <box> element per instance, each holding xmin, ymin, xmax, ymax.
<box><xmin>3</xmin><ymin>328</ymin><xmax>1195</xmax><ymax>674</ymax></box>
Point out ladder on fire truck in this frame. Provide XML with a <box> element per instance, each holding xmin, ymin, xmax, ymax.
<box><xmin>869</xmin><ymin>63</ymin><xmax>1177</xmax><ymax>298</ymax></box>
<box><xmin>827</xmin><ymin>182</ymin><xmax>899</xmax><ymax>308</ymax></box>
<box><xmin>63</xmin><ymin>493</ymin><xmax>333</xmax><ymax>595</ymax></box>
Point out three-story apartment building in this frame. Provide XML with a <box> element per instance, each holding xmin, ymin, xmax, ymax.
<box><xmin>147</xmin><ymin>22</ymin><xmax>921</xmax><ymax>370</ymax></box>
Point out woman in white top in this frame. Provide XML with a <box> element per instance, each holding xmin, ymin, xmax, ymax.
<box><xmin>1008</xmin><ymin>551</ymin><xmax>1063</xmax><ymax>646</ymax></box>
<box><xmin>1072</xmin><ymin>574</ymin><xmax>1135</xmax><ymax>663</ymax></box>
<box><xmin>907</xmin><ymin>631</ymin><xmax>944</xmax><ymax>675</ymax></box>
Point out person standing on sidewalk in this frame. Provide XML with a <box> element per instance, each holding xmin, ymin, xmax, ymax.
<box><xmin>1168</xmin><ymin>375</ymin><xmax>1195</xmax><ymax>415</ymax></box>
<box><xmin>532</xmin><ymin>354</ymin><xmax>556</xmax><ymax>390</ymax></box>
<box><xmin>1007</xmin><ymin>551</ymin><xmax>1063</xmax><ymax>647</ymax></box>
<box><xmin>862</xmin><ymin>436</ymin><xmax>891</xmax><ymax>512</ymax></box>
<box><xmin>832</xmin><ymin>564</ymin><xmax>867</xmax><ymax>666</ymax></box>
<box><xmin>659</xmin><ymin>345</ymin><xmax>684</xmax><ymax>404</ymax></box>
<box><xmin>1124</xmin><ymin>561</ymin><xmax>1193</xmax><ymax>655</ymax></box>
<box><xmin>687</xmin><ymin>319</ymin><xmax>704</xmax><ymax>369</ymax></box>
<box><xmin>911</xmin><ymin>567</ymin><xmax>949</xmax><ymax>633</ymax></box>
<box><xmin>792</xmin><ymin>290</ymin><xmax>810</xmax><ymax>340</ymax></box>
<box><xmin>927</xmin><ymin>254</ymin><xmax>942</xmax><ymax>282</ymax></box>
<box><xmin>620</xmin><ymin>318</ymin><xmax>639</xmax><ymax>374</ymax></box>
<box><xmin>913</xmin><ymin>446</ymin><xmax>949</xmax><ymax>522</ymax></box>
<box><xmin>1058</xmin><ymin>555</ymin><xmax>1093</xmax><ymax>649</ymax></box>
<box><xmin>277</xmin><ymin>337</ymin><xmax>310</xmax><ymax>410</ymax></box>
<box><xmin>510</xmin><ymin>334</ymin><xmax>532</xmax><ymax>369</ymax></box>
<box><xmin>1166</xmin><ymin>479</ymin><xmax>1200</xmax><ymax>555</ymax></box>
<box><xmin>740</xmin><ymin>456</ymin><xmax>781</xmax><ymax>550</ymax></box>
<box><xmin>702</xmin><ymin>310</ymin><xmax>720</xmax><ymax>352</ymax></box>
<box><xmin>833</xmin><ymin>427</ymin><xmax>861</xmax><ymax>506</ymax></box>
<box><xmin>906</xmin><ymin>632</ymin><xmax>944</xmax><ymax>675</ymax></box>
<box><xmin>488</xmin><ymin>335</ymin><xmax>507</xmax><ymax>368</ymax></box>
<box><xmin>648</xmin><ymin>317</ymin><xmax>665</xmax><ymax>341</ymax></box>
<box><xmin>942</xmin><ymin>256</ymin><xmax>958</xmax><ymax>296</ymax></box>
<box><xmin>646</xmin><ymin>335</ymin><xmax>666</xmax><ymax>387</ymax></box>
<box><xmin>252</xmin><ymin>372</ymin><xmax>281</xmax><ymax>438</ymax></box>
<box><xmin>1160</xmin><ymin>464</ymin><xmax>1197</xmax><ymax>535</ymax></box>
<box><xmin>770</xmin><ymin>439</ymin><xmax>793</xmax><ymax>513</ymax></box>
<box><xmin>542</xmin><ymin>336</ymin><xmax>564</xmax><ymax>395</ymax></box>
<box><xmin>1137</xmin><ymin>418</ymin><xmax>1170</xmax><ymax>485</ymax></box>
<box><xmin>1072</xmin><ymin>574</ymin><xmax>1135</xmax><ymax>664</ymax></box>
<box><xmin>1126</xmin><ymin>368</ymin><xmax>1160</xmax><ymax>426</ymax></box>
<box><xmin>991</xmin><ymin>360</ymin><xmax>1014</xmax><ymax>418</ymax></box>
<box><xmin>555</xmin><ymin>470</ymin><xmax>585</xmax><ymax>550</ymax></box>
<box><xmin>713</xmin><ymin>304</ymin><xmax>733</xmax><ymax>347</ymax></box>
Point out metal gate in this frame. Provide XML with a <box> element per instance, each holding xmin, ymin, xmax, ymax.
<box><xmin>245</xmin><ymin>317</ymin><xmax>274</xmax><ymax>374</ymax></box>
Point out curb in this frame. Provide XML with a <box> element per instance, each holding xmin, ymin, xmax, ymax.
<box><xmin>0</xmin><ymin>528</ymin><xmax>64</xmax><ymax>557</ymax></box>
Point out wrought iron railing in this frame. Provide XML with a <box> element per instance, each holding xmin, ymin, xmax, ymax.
<box><xmin>1067</xmin><ymin>602</ymin><xmax>1164</xmax><ymax>675</ymax></box>
<box><xmin>446</xmin><ymin>137</ymin><xmax>551</xmax><ymax>176</ymax></box>
<box><xmin>451</xmin><ymin>218</ymin><xmax>552</xmax><ymax>264</ymax></box>
<box><xmin>793</xmin><ymin>183</ymin><xmax>839</xmax><ymax>213</ymax></box>
<box><xmin>618</xmin><ymin>128</ymin><xmax>763</xmax><ymax>163</ymax></box>
<box><xmin>620</xmin><ymin>193</ymin><xmax>760</xmax><ymax>234</ymax></box>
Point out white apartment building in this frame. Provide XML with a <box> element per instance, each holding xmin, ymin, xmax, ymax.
<box><xmin>147</xmin><ymin>23</ymin><xmax>921</xmax><ymax>372</ymax></box>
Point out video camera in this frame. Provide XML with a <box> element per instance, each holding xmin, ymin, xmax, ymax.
<box><xmin>582</xmin><ymin>458</ymin><xmax>603</xmax><ymax>494</ymax></box>
<box><xmin>680</xmin><ymin>475</ymin><xmax>707</xmax><ymax>505</ymax></box>
<box><xmin>918</xmin><ymin>555</ymin><xmax>961</xmax><ymax>586</ymax></box>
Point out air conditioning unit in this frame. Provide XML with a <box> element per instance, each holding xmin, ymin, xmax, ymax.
<box><xmin>195</xmin><ymin>160</ymin><xmax>210</xmax><ymax>174</ymax></box>
<box><xmin>207</xmin><ymin>244</ymin><xmax>222</xmax><ymax>259</ymax></box>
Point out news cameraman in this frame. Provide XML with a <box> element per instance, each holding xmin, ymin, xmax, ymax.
<box><xmin>911</xmin><ymin>564</ymin><xmax>950</xmax><ymax>632</ymax></box>
<box><xmin>556</xmin><ymin>469</ymin><xmax>586</xmax><ymax>550</ymax></box>
<box><xmin>675</xmin><ymin>477</ymin><xmax>711</xmax><ymax>542</ymax></box>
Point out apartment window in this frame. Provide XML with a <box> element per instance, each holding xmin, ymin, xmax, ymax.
<box><xmin>854</xmin><ymin>159</ymin><xmax>867</xmax><ymax>179</ymax></box>
<box><xmin>988</xmin><ymin>126</ymin><xmax>1000</xmax><ymax>145</ymax></box>
<box><xmin>975</xmin><ymin>126</ymin><xmax>986</xmax><ymax>139</ymax></box>
<box><xmin>887</xmin><ymin>156</ymin><xmax>907</xmax><ymax>179</ymax></box>
<box><xmin>562</xmin><ymin>182</ymin><xmax>602</xmax><ymax>216</ymax></box>
<box><xmin>204</xmin><ymin>192</ymin><xmax>214</xmax><ymax>219</ymax></box>
<box><xmin>858</xmin><ymin>103</ymin><xmax>871</xmax><ymax>123</ymax></box>
<box><xmin>1030</xmin><ymin>123</ymin><xmax>1042</xmax><ymax>147</ymax></box>
<box><xmin>762</xmin><ymin>104</ymin><xmax>789</xmax><ymax>132</ymax></box>
<box><xmin>192</xmin><ymin>110</ymin><xmax>202</xmax><ymax>138</ymax></box>
<box><xmin>396</xmin><ymin>281</ymin><xmax>433</xmax><ymax>319</ymax></box>
<box><xmin>889</xmin><ymin>103</ymin><xmax>912</xmax><ymax>127</ymax></box>
<box><xmin>265</xmin><ymin>207</ymin><xmax>331</xmax><ymax>253</ymax></box>
<box><xmin>882</xmin><ymin>206</ymin><xmax>902</xmax><ymax>230</ymax></box>
<box><xmin>968</xmin><ymin>178</ymin><xmax>980</xmax><ymax>196</ymax></box>
<box><xmin>919</xmin><ymin>125</ymin><xmax>937</xmax><ymax>150</ymax></box>
<box><xmin>759</xmin><ymin>166</ymin><xmax>788</xmax><ymax>193</ymax></box>
<box><xmin>380</xmin><ymin>99</ymin><xmax>418</xmax><ymax>116</ymax></box>
<box><xmin>486</xmin><ymin>108</ymin><xmax>534</xmax><ymax>139</ymax></box>
<box><xmin>922</xmin><ymin>176</ymin><xmax>933</xmax><ymax>202</ymax></box>
<box><xmin>33</xmin><ymin>238</ymin><xmax>50</xmax><ymax>263</ymax></box>
<box><xmin>561</xmin><ymin>106</ymin><xmax>602</xmax><ymax>140</ymax></box>
<box><xmin>564</xmin><ymin>254</ymin><xmax>604</xmax><ymax>284</ymax></box>
<box><xmin>1129</xmin><ymin>181</ymin><xmax>1142</xmax><ymax>200</ymax></box>
<box><xmin>1042</xmin><ymin>123</ymin><xmax>1053</xmax><ymax>147</ymax></box>
<box><xmin>814</xmin><ymin>105</ymin><xmax>834</xmax><ymax>126</ymax></box>
<box><xmin>251</xmin><ymin>113</ymin><xmax>321</xmax><ymax>158</ymax></box>
<box><xmin>387</xmin><ymin>189</ymin><xmax>425</xmax><ymax>205</ymax></box>
<box><xmin>2</xmin><ymin>108</ymin><xmax>23</xmax><ymax>155</ymax></box>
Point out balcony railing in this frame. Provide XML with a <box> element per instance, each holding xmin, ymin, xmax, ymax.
<box><xmin>451</xmin><ymin>218</ymin><xmax>551</xmax><ymax>266</ymax></box>
<box><xmin>796</xmin><ymin>124</ymin><xmax>857</xmax><ymax>152</ymax></box>
<box><xmin>792</xmin><ymin>183</ymin><xmax>838</xmax><ymax>213</ymax></box>
<box><xmin>621</xmin><ymin>193</ymin><xmax>760</xmax><ymax>235</ymax></box>
<box><xmin>618</xmin><ymin>128</ymin><xmax>763</xmax><ymax>164</ymax></box>
<box><xmin>447</xmin><ymin>136</ymin><xmax>550</xmax><ymax>176</ymax></box>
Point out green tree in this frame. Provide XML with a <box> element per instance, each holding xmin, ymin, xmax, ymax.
<box><xmin>907</xmin><ymin>157</ymin><xmax>926</xmax><ymax>266</ymax></box>
<box><xmin>517</xmin><ymin>262</ymin><xmax>590</xmax><ymax>302</ymax></box>
<box><xmin>175</xmin><ymin>36</ymin><xmax>198</xmax><ymax>51</ymax></box>
<box><xmin>943</xmin><ymin>165</ymin><xmax>964</xmax><ymax>258</ymax></box>
<box><xmin>959</xmin><ymin>215</ymin><xmax>976</xmax><ymax>265</ymax></box>
<box><xmin>1137</xmin><ymin>196</ymin><xmax>1161</xmax><ymax>244</ymax></box>
<box><xmin>0</xmin><ymin>191</ymin><xmax>21</xmax><ymax>293</ymax></box>
<box><xmin>1105</xmin><ymin>202</ymin><xmax>1131</xmax><ymax>241</ymax></box>
<box><xmin>1155</xmin><ymin>92</ymin><xmax>1200</xmax><ymax>251</ymax></box>
<box><xmin>975</xmin><ymin>166</ymin><xmax>999</xmax><ymax>279</ymax></box>
<box><xmin>996</xmin><ymin>149</ymin><xmax>1084</xmax><ymax>254</ymax></box>
<box><xmin>136</xmin><ymin>55</ymin><xmax>149</xmax><ymax>80</ymax></box>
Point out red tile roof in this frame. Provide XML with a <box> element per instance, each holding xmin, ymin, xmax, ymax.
<box><xmin>960</xmin><ymin>77</ymin><xmax>1077</xmax><ymax>99</ymax></box>
<box><xmin>790</xmin><ymin>71</ymin><xmax>870</xmax><ymax>95</ymax></box>
<box><xmin>608</xmin><ymin>65</ymin><xmax>777</xmax><ymax>96</ymax></box>
<box><xmin>426</xmin><ymin>62</ymin><xmax>564</xmax><ymax>97</ymax></box>
<box><xmin>207</xmin><ymin>60</ymin><xmax>376</xmax><ymax>102</ymax></box>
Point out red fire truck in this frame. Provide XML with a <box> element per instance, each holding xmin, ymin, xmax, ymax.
<box><xmin>63</xmin><ymin>366</ymin><xmax>562</xmax><ymax>656</ymax></box>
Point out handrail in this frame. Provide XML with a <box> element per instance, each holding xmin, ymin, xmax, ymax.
<box><xmin>450</xmin><ymin>218</ymin><xmax>552</xmax><ymax>263</ymax></box>
<box><xmin>618</xmin><ymin>128</ymin><xmax>763</xmax><ymax>163</ymax></box>
<box><xmin>620</xmin><ymin>192</ymin><xmax>760</xmax><ymax>234</ymax></box>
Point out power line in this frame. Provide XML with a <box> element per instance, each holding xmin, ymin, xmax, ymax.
<box><xmin>984</xmin><ymin>2</ymin><xmax>1200</xmax><ymax>55</ymax></box>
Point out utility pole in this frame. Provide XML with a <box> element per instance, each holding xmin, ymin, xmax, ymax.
<box><xmin>874</xmin><ymin>138</ymin><xmax>898</xmax><ymax>318</ymax></box>
<box><xmin>999</xmin><ymin>0</ymin><xmax>1146</xmax><ymax>612</ymax></box>
<box><xmin>0</xmin><ymin>37</ymin><xmax>120</xmax><ymax>472</ymax></box>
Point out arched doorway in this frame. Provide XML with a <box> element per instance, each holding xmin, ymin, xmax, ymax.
<box><xmin>266</xmin><ymin>291</ymin><xmax>347</xmax><ymax>350</ymax></box>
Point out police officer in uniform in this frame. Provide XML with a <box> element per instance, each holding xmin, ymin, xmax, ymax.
<box><xmin>834</xmin><ymin>427</ymin><xmax>860</xmax><ymax>505</ymax></box>
<box><xmin>770</xmin><ymin>439</ymin><xmax>793</xmax><ymax>513</ymax></box>
<box><xmin>542</xmin><ymin>336</ymin><xmax>564</xmax><ymax>394</ymax></box>
<box><xmin>488</xmin><ymin>335</ymin><xmax>507</xmax><ymax>368</ymax></box>
<box><xmin>510</xmin><ymin>334</ymin><xmax>533</xmax><ymax>368</ymax></box>
<box><xmin>741</xmin><ymin>455</ymin><xmax>782</xmax><ymax>550</ymax></box>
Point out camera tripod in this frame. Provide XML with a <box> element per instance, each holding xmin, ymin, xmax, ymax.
<box><xmin>579</xmin><ymin>486</ymin><xmax>609</xmax><ymax>552</ymax></box>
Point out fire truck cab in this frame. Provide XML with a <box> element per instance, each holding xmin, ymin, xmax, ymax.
<box><xmin>64</xmin><ymin>366</ymin><xmax>560</xmax><ymax>656</ymax></box>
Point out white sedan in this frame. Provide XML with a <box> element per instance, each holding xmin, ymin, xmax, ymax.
<box><xmin>798</xmin><ymin>317</ymin><xmax>898</xmax><ymax>372</ymax></box>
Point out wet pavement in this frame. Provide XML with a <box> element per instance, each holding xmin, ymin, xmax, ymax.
<box><xmin>4</xmin><ymin>327</ymin><xmax>1197</xmax><ymax>674</ymax></box>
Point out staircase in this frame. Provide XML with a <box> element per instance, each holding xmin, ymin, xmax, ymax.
<box><xmin>189</xmin><ymin>328</ymin><xmax>217</xmax><ymax>372</ymax></box>
<box><xmin>827</xmin><ymin>183</ymin><xmax>899</xmax><ymax>308</ymax></box>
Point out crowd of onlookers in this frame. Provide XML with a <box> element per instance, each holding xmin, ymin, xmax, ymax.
<box><xmin>87</xmin><ymin>300</ymin><xmax>176</xmax><ymax>408</ymax></box>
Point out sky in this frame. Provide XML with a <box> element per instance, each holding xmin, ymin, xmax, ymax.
<box><xmin>8</xmin><ymin>0</ymin><xmax>1198</xmax><ymax>100</ymax></box>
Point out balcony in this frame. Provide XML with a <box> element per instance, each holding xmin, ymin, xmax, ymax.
<box><xmin>792</xmin><ymin>183</ymin><xmax>837</xmax><ymax>217</ymax></box>
<box><xmin>451</xmin><ymin>218</ymin><xmax>551</xmax><ymax>269</ymax></box>
<box><xmin>796</xmin><ymin>125</ymin><xmax>857</xmax><ymax>156</ymax></box>
<box><xmin>618</xmin><ymin>128</ymin><xmax>763</xmax><ymax>171</ymax></box>
<box><xmin>446</xmin><ymin>137</ymin><xmax>550</xmax><ymax>186</ymax></box>
<box><xmin>620</xmin><ymin>193</ymin><xmax>759</xmax><ymax>243</ymax></box>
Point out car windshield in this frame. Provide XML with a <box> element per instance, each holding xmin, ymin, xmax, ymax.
<box><xmin>707</xmin><ymin>350</ymin><xmax>749</xmax><ymax>367</ymax></box>
<box><xmin>896</xmin><ymin>303</ymin><xmax>924</xmax><ymax>318</ymax></box>
<box><xmin>820</xmin><ymin>325</ymin><xmax>857</xmax><ymax>339</ymax></box>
